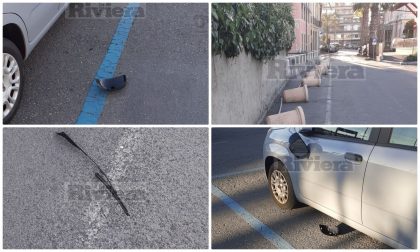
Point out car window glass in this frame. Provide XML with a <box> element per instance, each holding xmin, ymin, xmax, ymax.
<box><xmin>389</xmin><ymin>128</ymin><xmax>417</xmax><ymax>147</ymax></box>
<box><xmin>313</xmin><ymin>127</ymin><xmax>371</xmax><ymax>141</ymax></box>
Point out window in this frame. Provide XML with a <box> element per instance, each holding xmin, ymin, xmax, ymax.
<box><xmin>310</xmin><ymin>127</ymin><xmax>372</xmax><ymax>141</ymax></box>
<box><xmin>389</xmin><ymin>128</ymin><xmax>417</xmax><ymax>147</ymax></box>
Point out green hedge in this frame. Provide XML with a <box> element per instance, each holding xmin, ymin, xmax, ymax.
<box><xmin>212</xmin><ymin>3</ymin><xmax>295</xmax><ymax>61</ymax></box>
<box><xmin>405</xmin><ymin>53</ymin><xmax>417</xmax><ymax>62</ymax></box>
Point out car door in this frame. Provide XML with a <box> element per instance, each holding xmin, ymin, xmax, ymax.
<box><xmin>362</xmin><ymin>128</ymin><xmax>417</xmax><ymax>248</ymax></box>
<box><xmin>296</xmin><ymin>127</ymin><xmax>379</xmax><ymax>223</ymax></box>
<box><xmin>3</xmin><ymin>3</ymin><xmax>60</xmax><ymax>43</ymax></box>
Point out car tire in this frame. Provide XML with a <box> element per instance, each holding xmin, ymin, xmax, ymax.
<box><xmin>3</xmin><ymin>38</ymin><xmax>24</xmax><ymax>124</ymax></box>
<box><xmin>268</xmin><ymin>161</ymin><xmax>297</xmax><ymax>209</ymax></box>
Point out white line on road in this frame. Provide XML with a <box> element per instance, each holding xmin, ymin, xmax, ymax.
<box><xmin>325</xmin><ymin>63</ymin><xmax>333</xmax><ymax>124</ymax></box>
<box><xmin>212</xmin><ymin>185</ymin><xmax>294</xmax><ymax>249</ymax></box>
<box><xmin>212</xmin><ymin>166</ymin><xmax>264</xmax><ymax>179</ymax></box>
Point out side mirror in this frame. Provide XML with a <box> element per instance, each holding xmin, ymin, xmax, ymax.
<box><xmin>289</xmin><ymin>133</ymin><xmax>310</xmax><ymax>159</ymax></box>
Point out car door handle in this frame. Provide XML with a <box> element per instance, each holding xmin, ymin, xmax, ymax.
<box><xmin>344</xmin><ymin>152</ymin><xmax>363</xmax><ymax>163</ymax></box>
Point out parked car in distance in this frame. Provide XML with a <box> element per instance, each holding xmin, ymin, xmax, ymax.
<box><xmin>263</xmin><ymin>127</ymin><xmax>417</xmax><ymax>249</ymax></box>
<box><xmin>320</xmin><ymin>43</ymin><xmax>338</xmax><ymax>53</ymax></box>
<box><xmin>3</xmin><ymin>3</ymin><xmax>68</xmax><ymax>123</ymax></box>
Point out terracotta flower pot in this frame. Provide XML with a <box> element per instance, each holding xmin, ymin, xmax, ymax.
<box><xmin>266</xmin><ymin>106</ymin><xmax>306</xmax><ymax>124</ymax></box>
<box><xmin>283</xmin><ymin>85</ymin><xmax>309</xmax><ymax>103</ymax></box>
<box><xmin>306</xmin><ymin>69</ymin><xmax>320</xmax><ymax>78</ymax></box>
<box><xmin>323</xmin><ymin>59</ymin><xmax>330</xmax><ymax>69</ymax></box>
<box><xmin>302</xmin><ymin>75</ymin><xmax>320</xmax><ymax>87</ymax></box>
<box><xmin>316</xmin><ymin>64</ymin><xmax>327</xmax><ymax>75</ymax></box>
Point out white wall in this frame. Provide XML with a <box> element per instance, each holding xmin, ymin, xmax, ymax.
<box><xmin>212</xmin><ymin>51</ymin><xmax>289</xmax><ymax>124</ymax></box>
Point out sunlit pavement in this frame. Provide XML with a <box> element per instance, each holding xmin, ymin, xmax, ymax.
<box><xmin>4</xmin><ymin>128</ymin><xmax>208</xmax><ymax>248</ymax></box>
<box><xmin>10</xmin><ymin>3</ymin><xmax>208</xmax><ymax>124</ymax></box>
<box><xmin>211</xmin><ymin>128</ymin><xmax>390</xmax><ymax>249</ymax></box>
<box><xmin>267</xmin><ymin>49</ymin><xmax>416</xmax><ymax>124</ymax></box>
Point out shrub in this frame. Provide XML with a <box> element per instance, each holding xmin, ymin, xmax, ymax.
<box><xmin>212</xmin><ymin>3</ymin><xmax>295</xmax><ymax>61</ymax></box>
<box><xmin>405</xmin><ymin>53</ymin><xmax>417</xmax><ymax>62</ymax></box>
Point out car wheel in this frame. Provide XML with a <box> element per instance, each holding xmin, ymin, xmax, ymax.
<box><xmin>3</xmin><ymin>38</ymin><xmax>24</xmax><ymax>123</ymax></box>
<box><xmin>268</xmin><ymin>161</ymin><xmax>297</xmax><ymax>209</ymax></box>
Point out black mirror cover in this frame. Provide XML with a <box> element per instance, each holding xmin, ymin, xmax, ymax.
<box><xmin>96</xmin><ymin>75</ymin><xmax>126</xmax><ymax>91</ymax></box>
<box><xmin>289</xmin><ymin>133</ymin><xmax>310</xmax><ymax>159</ymax></box>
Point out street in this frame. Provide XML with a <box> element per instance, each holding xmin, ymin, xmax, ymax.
<box><xmin>211</xmin><ymin>128</ymin><xmax>390</xmax><ymax>249</ymax></box>
<box><xmin>3</xmin><ymin>128</ymin><xmax>208</xmax><ymax>248</ymax></box>
<box><xmin>10</xmin><ymin>3</ymin><xmax>208</xmax><ymax>124</ymax></box>
<box><xmin>266</xmin><ymin>49</ymin><xmax>417</xmax><ymax>124</ymax></box>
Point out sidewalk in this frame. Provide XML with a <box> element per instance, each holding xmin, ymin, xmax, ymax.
<box><xmin>382</xmin><ymin>53</ymin><xmax>417</xmax><ymax>65</ymax></box>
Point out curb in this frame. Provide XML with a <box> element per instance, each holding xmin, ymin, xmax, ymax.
<box><xmin>381</xmin><ymin>60</ymin><xmax>417</xmax><ymax>65</ymax></box>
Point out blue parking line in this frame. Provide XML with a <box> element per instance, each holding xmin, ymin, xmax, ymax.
<box><xmin>212</xmin><ymin>185</ymin><xmax>294</xmax><ymax>249</ymax></box>
<box><xmin>76</xmin><ymin>3</ymin><xmax>140</xmax><ymax>124</ymax></box>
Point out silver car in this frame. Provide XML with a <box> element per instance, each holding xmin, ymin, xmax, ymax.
<box><xmin>3</xmin><ymin>3</ymin><xmax>68</xmax><ymax>123</ymax></box>
<box><xmin>263</xmin><ymin>127</ymin><xmax>417</xmax><ymax>249</ymax></box>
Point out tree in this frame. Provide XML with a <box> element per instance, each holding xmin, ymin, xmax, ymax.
<box><xmin>321</xmin><ymin>13</ymin><xmax>338</xmax><ymax>44</ymax></box>
<box><xmin>353</xmin><ymin>3</ymin><xmax>369</xmax><ymax>46</ymax></box>
<box><xmin>368</xmin><ymin>3</ymin><xmax>393</xmax><ymax>58</ymax></box>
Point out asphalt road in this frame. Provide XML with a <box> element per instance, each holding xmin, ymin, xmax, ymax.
<box><xmin>266</xmin><ymin>49</ymin><xmax>417</xmax><ymax>124</ymax></box>
<box><xmin>212</xmin><ymin>128</ymin><xmax>267</xmax><ymax>178</ymax></box>
<box><xmin>211</xmin><ymin>128</ymin><xmax>390</xmax><ymax>249</ymax></box>
<box><xmin>3</xmin><ymin>128</ymin><xmax>208</xmax><ymax>248</ymax></box>
<box><xmin>10</xmin><ymin>3</ymin><xmax>208</xmax><ymax>124</ymax></box>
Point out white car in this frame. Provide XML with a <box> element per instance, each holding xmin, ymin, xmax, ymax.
<box><xmin>3</xmin><ymin>3</ymin><xmax>68</xmax><ymax>123</ymax></box>
<box><xmin>264</xmin><ymin>127</ymin><xmax>417</xmax><ymax>249</ymax></box>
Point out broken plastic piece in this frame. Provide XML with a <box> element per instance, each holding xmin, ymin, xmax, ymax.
<box><xmin>319</xmin><ymin>224</ymin><xmax>339</xmax><ymax>236</ymax></box>
<box><xmin>96</xmin><ymin>75</ymin><xmax>126</xmax><ymax>91</ymax></box>
<box><xmin>56</xmin><ymin>132</ymin><xmax>130</xmax><ymax>216</ymax></box>
<box><xmin>319</xmin><ymin>223</ymin><xmax>354</xmax><ymax>236</ymax></box>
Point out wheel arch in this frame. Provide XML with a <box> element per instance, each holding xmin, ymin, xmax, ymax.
<box><xmin>265</xmin><ymin>156</ymin><xmax>286</xmax><ymax>178</ymax></box>
<box><xmin>3</xmin><ymin>14</ymin><xmax>28</xmax><ymax>59</ymax></box>
<box><xmin>264</xmin><ymin>153</ymin><xmax>301</xmax><ymax>201</ymax></box>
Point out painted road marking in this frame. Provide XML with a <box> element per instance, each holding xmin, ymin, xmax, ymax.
<box><xmin>76</xmin><ymin>3</ymin><xmax>140</xmax><ymax>124</ymax></box>
<box><xmin>212</xmin><ymin>166</ymin><xmax>264</xmax><ymax>180</ymax></box>
<box><xmin>325</xmin><ymin>61</ymin><xmax>332</xmax><ymax>124</ymax></box>
<box><xmin>212</xmin><ymin>185</ymin><xmax>294</xmax><ymax>249</ymax></box>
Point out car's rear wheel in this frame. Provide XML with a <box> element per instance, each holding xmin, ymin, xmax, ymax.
<box><xmin>268</xmin><ymin>161</ymin><xmax>297</xmax><ymax>209</ymax></box>
<box><xmin>3</xmin><ymin>38</ymin><xmax>24</xmax><ymax>123</ymax></box>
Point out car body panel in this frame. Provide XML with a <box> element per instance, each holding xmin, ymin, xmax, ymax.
<box><xmin>362</xmin><ymin>146</ymin><xmax>417</xmax><ymax>248</ymax></box>
<box><xmin>3</xmin><ymin>3</ymin><xmax>68</xmax><ymax>59</ymax></box>
<box><xmin>296</xmin><ymin>135</ymin><xmax>374</xmax><ymax>224</ymax></box>
<box><xmin>263</xmin><ymin>128</ymin><xmax>300</xmax><ymax>185</ymax></box>
<box><xmin>263</xmin><ymin>128</ymin><xmax>417</xmax><ymax>249</ymax></box>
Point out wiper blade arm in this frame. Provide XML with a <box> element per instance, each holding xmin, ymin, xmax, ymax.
<box><xmin>95</xmin><ymin>172</ymin><xmax>130</xmax><ymax>216</ymax></box>
<box><xmin>57</xmin><ymin>132</ymin><xmax>130</xmax><ymax>216</ymax></box>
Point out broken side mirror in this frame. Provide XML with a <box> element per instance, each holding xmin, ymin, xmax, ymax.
<box><xmin>289</xmin><ymin>132</ymin><xmax>310</xmax><ymax>159</ymax></box>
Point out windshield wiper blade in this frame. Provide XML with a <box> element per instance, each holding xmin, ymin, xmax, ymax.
<box><xmin>57</xmin><ymin>132</ymin><xmax>130</xmax><ymax>216</ymax></box>
<box><xmin>95</xmin><ymin>172</ymin><xmax>130</xmax><ymax>216</ymax></box>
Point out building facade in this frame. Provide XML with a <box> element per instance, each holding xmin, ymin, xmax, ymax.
<box><xmin>289</xmin><ymin>3</ymin><xmax>322</xmax><ymax>54</ymax></box>
<box><xmin>322</xmin><ymin>3</ymin><xmax>361</xmax><ymax>48</ymax></box>
<box><xmin>383</xmin><ymin>4</ymin><xmax>417</xmax><ymax>50</ymax></box>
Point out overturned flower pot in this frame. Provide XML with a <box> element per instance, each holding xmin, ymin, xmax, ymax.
<box><xmin>266</xmin><ymin>106</ymin><xmax>306</xmax><ymax>124</ymax></box>
<box><xmin>316</xmin><ymin>64</ymin><xmax>328</xmax><ymax>75</ymax></box>
<box><xmin>283</xmin><ymin>85</ymin><xmax>309</xmax><ymax>103</ymax></box>
<box><xmin>306</xmin><ymin>69</ymin><xmax>320</xmax><ymax>78</ymax></box>
<box><xmin>302</xmin><ymin>75</ymin><xmax>320</xmax><ymax>87</ymax></box>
